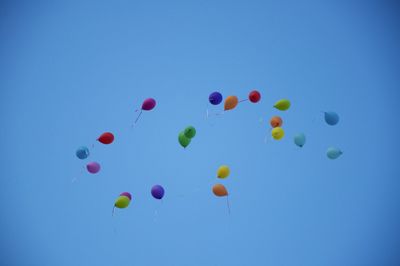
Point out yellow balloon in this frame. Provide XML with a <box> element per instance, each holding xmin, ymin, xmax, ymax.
<box><xmin>273</xmin><ymin>99</ymin><xmax>291</xmax><ymax>111</ymax></box>
<box><xmin>217</xmin><ymin>165</ymin><xmax>230</xmax><ymax>179</ymax></box>
<box><xmin>271</xmin><ymin>127</ymin><xmax>284</xmax><ymax>140</ymax></box>
<box><xmin>114</xmin><ymin>196</ymin><xmax>130</xmax><ymax>208</ymax></box>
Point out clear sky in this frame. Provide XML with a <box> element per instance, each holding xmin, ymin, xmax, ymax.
<box><xmin>1</xmin><ymin>1</ymin><xmax>400</xmax><ymax>266</ymax></box>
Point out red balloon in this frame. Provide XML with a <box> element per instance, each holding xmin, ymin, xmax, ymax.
<box><xmin>249</xmin><ymin>90</ymin><xmax>261</xmax><ymax>103</ymax></box>
<box><xmin>97</xmin><ymin>132</ymin><xmax>114</xmax><ymax>144</ymax></box>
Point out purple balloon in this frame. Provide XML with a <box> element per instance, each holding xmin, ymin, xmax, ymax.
<box><xmin>120</xmin><ymin>192</ymin><xmax>132</xmax><ymax>200</ymax></box>
<box><xmin>151</xmin><ymin>185</ymin><xmax>165</xmax><ymax>200</ymax></box>
<box><xmin>209</xmin><ymin>92</ymin><xmax>223</xmax><ymax>105</ymax></box>
<box><xmin>141</xmin><ymin>98</ymin><xmax>156</xmax><ymax>111</ymax></box>
<box><xmin>86</xmin><ymin>162</ymin><xmax>101</xmax><ymax>174</ymax></box>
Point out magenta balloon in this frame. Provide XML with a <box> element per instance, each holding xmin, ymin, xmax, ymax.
<box><xmin>86</xmin><ymin>162</ymin><xmax>100</xmax><ymax>174</ymax></box>
<box><xmin>141</xmin><ymin>98</ymin><xmax>156</xmax><ymax>111</ymax></box>
<box><xmin>120</xmin><ymin>192</ymin><xmax>132</xmax><ymax>200</ymax></box>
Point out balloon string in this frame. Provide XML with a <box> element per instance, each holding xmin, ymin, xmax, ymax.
<box><xmin>112</xmin><ymin>206</ymin><xmax>115</xmax><ymax>216</ymax></box>
<box><xmin>226</xmin><ymin>196</ymin><xmax>231</xmax><ymax>215</ymax></box>
<box><xmin>133</xmin><ymin>110</ymin><xmax>143</xmax><ymax>125</ymax></box>
<box><xmin>239</xmin><ymin>99</ymin><xmax>248</xmax><ymax>103</ymax></box>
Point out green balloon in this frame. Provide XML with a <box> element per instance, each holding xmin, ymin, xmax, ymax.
<box><xmin>184</xmin><ymin>126</ymin><xmax>196</xmax><ymax>139</ymax></box>
<box><xmin>114</xmin><ymin>196</ymin><xmax>130</xmax><ymax>208</ymax></box>
<box><xmin>273</xmin><ymin>99</ymin><xmax>291</xmax><ymax>111</ymax></box>
<box><xmin>294</xmin><ymin>133</ymin><xmax>306</xmax><ymax>147</ymax></box>
<box><xmin>178</xmin><ymin>132</ymin><xmax>191</xmax><ymax>148</ymax></box>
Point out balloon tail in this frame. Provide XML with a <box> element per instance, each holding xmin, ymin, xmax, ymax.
<box><xmin>134</xmin><ymin>110</ymin><xmax>143</xmax><ymax>124</ymax></box>
<box><xmin>226</xmin><ymin>196</ymin><xmax>231</xmax><ymax>215</ymax></box>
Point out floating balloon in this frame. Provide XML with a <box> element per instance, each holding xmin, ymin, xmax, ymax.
<box><xmin>212</xmin><ymin>184</ymin><xmax>228</xmax><ymax>197</ymax></box>
<box><xmin>86</xmin><ymin>162</ymin><xmax>101</xmax><ymax>174</ymax></box>
<box><xmin>294</xmin><ymin>133</ymin><xmax>306</xmax><ymax>147</ymax></box>
<box><xmin>271</xmin><ymin>127</ymin><xmax>285</xmax><ymax>140</ymax></box>
<box><xmin>97</xmin><ymin>132</ymin><xmax>114</xmax><ymax>144</ymax></box>
<box><xmin>113</xmin><ymin>192</ymin><xmax>132</xmax><ymax>209</ymax></box>
<box><xmin>217</xmin><ymin>165</ymin><xmax>230</xmax><ymax>179</ymax></box>
<box><xmin>270</xmin><ymin>116</ymin><xmax>283</xmax><ymax>128</ymax></box>
<box><xmin>273</xmin><ymin>99</ymin><xmax>291</xmax><ymax>111</ymax></box>
<box><xmin>142</xmin><ymin>98</ymin><xmax>156</xmax><ymax>111</ymax></box>
<box><xmin>184</xmin><ymin>126</ymin><xmax>196</xmax><ymax>139</ymax></box>
<box><xmin>178</xmin><ymin>132</ymin><xmax>191</xmax><ymax>148</ymax></box>
<box><xmin>224</xmin><ymin>96</ymin><xmax>239</xmax><ymax>111</ymax></box>
<box><xmin>249</xmin><ymin>90</ymin><xmax>261</xmax><ymax>103</ymax></box>
<box><xmin>151</xmin><ymin>185</ymin><xmax>165</xmax><ymax>200</ymax></box>
<box><xmin>209</xmin><ymin>92</ymin><xmax>223</xmax><ymax>105</ymax></box>
<box><xmin>134</xmin><ymin>98</ymin><xmax>157</xmax><ymax>124</ymax></box>
<box><xmin>119</xmin><ymin>192</ymin><xmax>132</xmax><ymax>201</ymax></box>
<box><xmin>324</xmin><ymin>111</ymin><xmax>339</xmax><ymax>126</ymax></box>
<box><xmin>327</xmin><ymin>147</ymin><xmax>343</xmax><ymax>159</ymax></box>
<box><xmin>76</xmin><ymin>146</ymin><xmax>89</xmax><ymax>159</ymax></box>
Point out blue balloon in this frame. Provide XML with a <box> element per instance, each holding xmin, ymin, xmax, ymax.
<box><xmin>76</xmin><ymin>146</ymin><xmax>89</xmax><ymax>159</ymax></box>
<box><xmin>327</xmin><ymin>147</ymin><xmax>343</xmax><ymax>159</ymax></box>
<box><xmin>324</xmin><ymin>111</ymin><xmax>339</xmax><ymax>126</ymax></box>
<box><xmin>209</xmin><ymin>92</ymin><xmax>223</xmax><ymax>105</ymax></box>
<box><xmin>151</xmin><ymin>185</ymin><xmax>165</xmax><ymax>200</ymax></box>
<box><xmin>294</xmin><ymin>133</ymin><xmax>306</xmax><ymax>147</ymax></box>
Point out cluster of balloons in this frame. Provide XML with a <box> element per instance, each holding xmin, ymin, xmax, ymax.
<box><xmin>178</xmin><ymin>126</ymin><xmax>196</xmax><ymax>148</ymax></box>
<box><xmin>207</xmin><ymin>90</ymin><xmax>261</xmax><ymax>117</ymax></box>
<box><xmin>74</xmin><ymin>92</ymin><xmax>345</xmax><ymax>218</ymax></box>
<box><xmin>113</xmin><ymin>185</ymin><xmax>165</xmax><ymax>214</ymax></box>
<box><xmin>212</xmin><ymin>165</ymin><xmax>231</xmax><ymax>212</ymax></box>
<box><xmin>324</xmin><ymin>111</ymin><xmax>342</xmax><ymax>159</ymax></box>
<box><xmin>269</xmin><ymin>99</ymin><xmax>291</xmax><ymax>141</ymax></box>
<box><xmin>75</xmin><ymin>132</ymin><xmax>116</xmax><ymax>175</ymax></box>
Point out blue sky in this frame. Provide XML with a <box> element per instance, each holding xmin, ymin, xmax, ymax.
<box><xmin>1</xmin><ymin>1</ymin><xmax>400</xmax><ymax>265</ymax></box>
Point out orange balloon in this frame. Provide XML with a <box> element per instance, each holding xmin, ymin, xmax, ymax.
<box><xmin>224</xmin><ymin>96</ymin><xmax>239</xmax><ymax>111</ymax></box>
<box><xmin>270</xmin><ymin>116</ymin><xmax>283</xmax><ymax>128</ymax></box>
<box><xmin>212</xmin><ymin>184</ymin><xmax>228</xmax><ymax>197</ymax></box>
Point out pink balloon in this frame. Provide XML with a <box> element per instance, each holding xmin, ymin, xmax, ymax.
<box><xmin>141</xmin><ymin>98</ymin><xmax>156</xmax><ymax>111</ymax></box>
<box><xmin>120</xmin><ymin>192</ymin><xmax>132</xmax><ymax>200</ymax></box>
<box><xmin>86</xmin><ymin>162</ymin><xmax>101</xmax><ymax>174</ymax></box>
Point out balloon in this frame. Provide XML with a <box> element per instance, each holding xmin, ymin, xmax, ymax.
<box><xmin>270</xmin><ymin>116</ymin><xmax>283</xmax><ymax>128</ymax></box>
<box><xmin>217</xmin><ymin>165</ymin><xmax>230</xmax><ymax>179</ymax></box>
<box><xmin>327</xmin><ymin>147</ymin><xmax>343</xmax><ymax>159</ymax></box>
<box><xmin>294</xmin><ymin>133</ymin><xmax>306</xmax><ymax>147</ymax></box>
<box><xmin>224</xmin><ymin>96</ymin><xmax>239</xmax><ymax>111</ymax></box>
<box><xmin>178</xmin><ymin>132</ymin><xmax>191</xmax><ymax>148</ymax></box>
<box><xmin>249</xmin><ymin>90</ymin><xmax>261</xmax><ymax>103</ymax></box>
<box><xmin>120</xmin><ymin>192</ymin><xmax>132</xmax><ymax>200</ymax></box>
<box><xmin>151</xmin><ymin>185</ymin><xmax>165</xmax><ymax>200</ymax></box>
<box><xmin>271</xmin><ymin>127</ymin><xmax>284</xmax><ymax>140</ymax></box>
<box><xmin>134</xmin><ymin>98</ymin><xmax>157</xmax><ymax>124</ymax></box>
<box><xmin>184</xmin><ymin>126</ymin><xmax>196</xmax><ymax>139</ymax></box>
<box><xmin>209</xmin><ymin>92</ymin><xmax>223</xmax><ymax>105</ymax></box>
<box><xmin>86</xmin><ymin>162</ymin><xmax>101</xmax><ymax>174</ymax></box>
<box><xmin>142</xmin><ymin>98</ymin><xmax>156</xmax><ymax>111</ymax></box>
<box><xmin>97</xmin><ymin>132</ymin><xmax>114</xmax><ymax>144</ymax></box>
<box><xmin>76</xmin><ymin>146</ymin><xmax>89</xmax><ymax>159</ymax></box>
<box><xmin>273</xmin><ymin>99</ymin><xmax>291</xmax><ymax>111</ymax></box>
<box><xmin>324</xmin><ymin>111</ymin><xmax>339</xmax><ymax>126</ymax></box>
<box><xmin>114</xmin><ymin>195</ymin><xmax>131</xmax><ymax>208</ymax></box>
<box><xmin>212</xmin><ymin>184</ymin><xmax>228</xmax><ymax>197</ymax></box>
